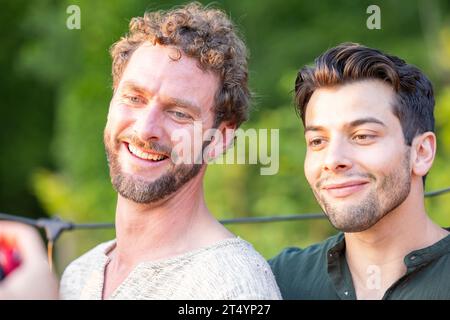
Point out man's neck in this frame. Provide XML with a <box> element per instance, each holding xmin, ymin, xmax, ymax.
<box><xmin>344</xmin><ymin>186</ymin><xmax>449</xmax><ymax>300</ymax></box>
<box><xmin>111</xmin><ymin>173</ymin><xmax>234</xmax><ymax>268</ymax></box>
<box><xmin>102</xmin><ymin>171</ymin><xmax>235</xmax><ymax>299</ymax></box>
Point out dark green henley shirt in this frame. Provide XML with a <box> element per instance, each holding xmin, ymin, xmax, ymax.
<box><xmin>269</xmin><ymin>229</ymin><xmax>450</xmax><ymax>299</ymax></box>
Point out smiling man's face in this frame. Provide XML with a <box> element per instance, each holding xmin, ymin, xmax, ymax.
<box><xmin>104</xmin><ymin>42</ymin><xmax>219</xmax><ymax>204</ymax></box>
<box><xmin>304</xmin><ymin>80</ymin><xmax>412</xmax><ymax>232</ymax></box>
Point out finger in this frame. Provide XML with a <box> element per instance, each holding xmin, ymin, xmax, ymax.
<box><xmin>0</xmin><ymin>221</ymin><xmax>47</xmax><ymax>261</ymax></box>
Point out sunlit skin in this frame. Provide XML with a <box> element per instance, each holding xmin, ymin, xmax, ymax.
<box><xmin>106</xmin><ymin>43</ymin><xmax>217</xmax><ymax>182</ymax></box>
<box><xmin>102</xmin><ymin>43</ymin><xmax>235</xmax><ymax>299</ymax></box>
<box><xmin>304</xmin><ymin>80</ymin><xmax>449</xmax><ymax>299</ymax></box>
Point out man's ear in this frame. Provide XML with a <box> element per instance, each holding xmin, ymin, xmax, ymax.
<box><xmin>206</xmin><ymin>121</ymin><xmax>236</xmax><ymax>161</ymax></box>
<box><xmin>411</xmin><ymin>132</ymin><xmax>436</xmax><ymax>178</ymax></box>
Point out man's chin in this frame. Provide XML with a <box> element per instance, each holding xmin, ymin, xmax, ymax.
<box><xmin>331</xmin><ymin>222</ymin><xmax>372</xmax><ymax>233</ymax></box>
<box><xmin>121</xmin><ymin>174</ymin><xmax>160</xmax><ymax>185</ymax></box>
<box><xmin>326</xmin><ymin>210</ymin><xmax>383</xmax><ymax>233</ymax></box>
<box><xmin>118</xmin><ymin>190</ymin><xmax>172</xmax><ymax>205</ymax></box>
<box><xmin>111</xmin><ymin>173</ymin><xmax>174</xmax><ymax>203</ymax></box>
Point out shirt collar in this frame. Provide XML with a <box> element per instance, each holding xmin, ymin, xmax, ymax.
<box><xmin>325</xmin><ymin>228</ymin><xmax>450</xmax><ymax>299</ymax></box>
<box><xmin>326</xmin><ymin>233</ymin><xmax>355</xmax><ymax>299</ymax></box>
<box><xmin>327</xmin><ymin>228</ymin><xmax>450</xmax><ymax>268</ymax></box>
<box><xmin>403</xmin><ymin>228</ymin><xmax>450</xmax><ymax>270</ymax></box>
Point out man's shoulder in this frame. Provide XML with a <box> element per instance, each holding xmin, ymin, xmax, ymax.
<box><xmin>184</xmin><ymin>237</ymin><xmax>282</xmax><ymax>299</ymax></box>
<box><xmin>269</xmin><ymin>232</ymin><xmax>342</xmax><ymax>270</ymax></box>
<box><xmin>266</xmin><ymin>233</ymin><xmax>343</xmax><ymax>299</ymax></box>
<box><xmin>62</xmin><ymin>240</ymin><xmax>114</xmax><ymax>271</ymax></box>
<box><xmin>59</xmin><ymin>240</ymin><xmax>114</xmax><ymax>298</ymax></box>
<box><xmin>199</xmin><ymin>237</ymin><xmax>272</xmax><ymax>273</ymax></box>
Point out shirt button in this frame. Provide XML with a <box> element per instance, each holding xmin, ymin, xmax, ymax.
<box><xmin>344</xmin><ymin>291</ymin><xmax>349</xmax><ymax>296</ymax></box>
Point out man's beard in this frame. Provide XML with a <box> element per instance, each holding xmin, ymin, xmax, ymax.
<box><xmin>313</xmin><ymin>150</ymin><xmax>412</xmax><ymax>233</ymax></box>
<box><xmin>104</xmin><ymin>130</ymin><xmax>202</xmax><ymax>204</ymax></box>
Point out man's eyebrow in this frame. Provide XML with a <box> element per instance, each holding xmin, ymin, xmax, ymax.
<box><xmin>304</xmin><ymin>125</ymin><xmax>326</xmax><ymax>134</ymax></box>
<box><xmin>304</xmin><ymin>117</ymin><xmax>386</xmax><ymax>134</ymax></box>
<box><xmin>120</xmin><ymin>80</ymin><xmax>201</xmax><ymax>114</ymax></box>
<box><xmin>164</xmin><ymin>96</ymin><xmax>201</xmax><ymax>115</ymax></box>
<box><xmin>347</xmin><ymin>117</ymin><xmax>386</xmax><ymax>128</ymax></box>
<box><xmin>121</xmin><ymin>80</ymin><xmax>146</xmax><ymax>91</ymax></box>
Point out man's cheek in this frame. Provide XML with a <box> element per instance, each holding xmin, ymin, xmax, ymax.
<box><xmin>304</xmin><ymin>160</ymin><xmax>316</xmax><ymax>187</ymax></box>
<box><xmin>104</xmin><ymin>125</ymin><xmax>115</xmax><ymax>147</ymax></box>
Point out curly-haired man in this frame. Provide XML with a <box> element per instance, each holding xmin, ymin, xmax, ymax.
<box><xmin>60</xmin><ymin>3</ymin><xmax>281</xmax><ymax>300</ymax></box>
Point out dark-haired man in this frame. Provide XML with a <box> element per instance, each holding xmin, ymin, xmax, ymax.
<box><xmin>269</xmin><ymin>43</ymin><xmax>450</xmax><ymax>299</ymax></box>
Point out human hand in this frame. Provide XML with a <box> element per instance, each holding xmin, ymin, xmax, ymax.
<box><xmin>0</xmin><ymin>221</ymin><xmax>59</xmax><ymax>299</ymax></box>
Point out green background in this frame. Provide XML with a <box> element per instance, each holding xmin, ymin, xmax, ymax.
<box><xmin>1</xmin><ymin>0</ymin><xmax>449</xmax><ymax>275</ymax></box>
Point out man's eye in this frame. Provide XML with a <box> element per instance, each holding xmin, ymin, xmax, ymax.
<box><xmin>309</xmin><ymin>138</ymin><xmax>324</xmax><ymax>147</ymax></box>
<box><xmin>169</xmin><ymin>111</ymin><xmax>192</xmax><ymax>120</ymax></box>
<box><xmin>353</xmin><ymin>134</ymin><xmax>374</xmax><ymax>142</ymax></box>
<box><xmin>124</xmin><ymin>95</ymin><xmax>144</xmax><ymax>104</ymax></box>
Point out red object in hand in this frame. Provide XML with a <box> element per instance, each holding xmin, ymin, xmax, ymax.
<box><xmin>0</xmin><ymin>237</ymin><xmax>21</xmax><ymax>281</ymax></box>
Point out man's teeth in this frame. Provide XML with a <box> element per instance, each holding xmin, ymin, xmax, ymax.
<box><xmin>128</xmin><ymin>144</ymin><xmax>167</xmax><ymax>161</ymax></box>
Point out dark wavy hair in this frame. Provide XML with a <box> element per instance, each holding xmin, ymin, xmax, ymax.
<box><xmin>295</xmin><ymin>42</ymin><xmax>435</xmax><ymax>146</ymax></box>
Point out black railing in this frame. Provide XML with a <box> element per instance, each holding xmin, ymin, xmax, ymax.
<box><xmin>1</xmin><ymin>186</ymin><xmax>450</xmax><ymax>269</ymax></box>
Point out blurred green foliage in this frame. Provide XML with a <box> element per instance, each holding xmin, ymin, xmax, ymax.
<box><xmin>1</xmin><ymin>0</ymin><xmax>450</xmax><ymax>275</ymax></box>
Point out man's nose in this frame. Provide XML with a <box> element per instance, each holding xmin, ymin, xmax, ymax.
<box><xmin>133</xmin><ymin>101</ymin><xmax>165</xmax><ymax>142</ymax></box>
<box><xmin>322</xmin><ymin>138</ymin><xmax>353</xmax><ymax>173</ymax></box>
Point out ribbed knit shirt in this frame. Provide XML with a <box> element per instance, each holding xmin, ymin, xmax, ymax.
<box><xmin>60</xmin><ymin>237</ymin><xmax>281</xmax><ymax>300</ymax></box>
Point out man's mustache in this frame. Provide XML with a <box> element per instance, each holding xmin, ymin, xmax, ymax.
<box><xmin>117</xmin><ymin>133</ymin><xmax>172</xmax><ymax>155</ymax></box>
<box><xmin>315</xmin><ymin>173</ymin><xmax>376</xmax><ymax>189</ymax></box>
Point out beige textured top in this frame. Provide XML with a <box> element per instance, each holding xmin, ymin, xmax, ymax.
<box><xmin>59</xmin><ymin>237</ymin><xmax>282</xmax><ymax>300</ymax></box>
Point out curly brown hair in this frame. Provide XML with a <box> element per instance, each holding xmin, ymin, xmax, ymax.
<box><xmin>110</xmin><ymin>2</ymin><xmax>250</xmax><ymax>127</ymax></box>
